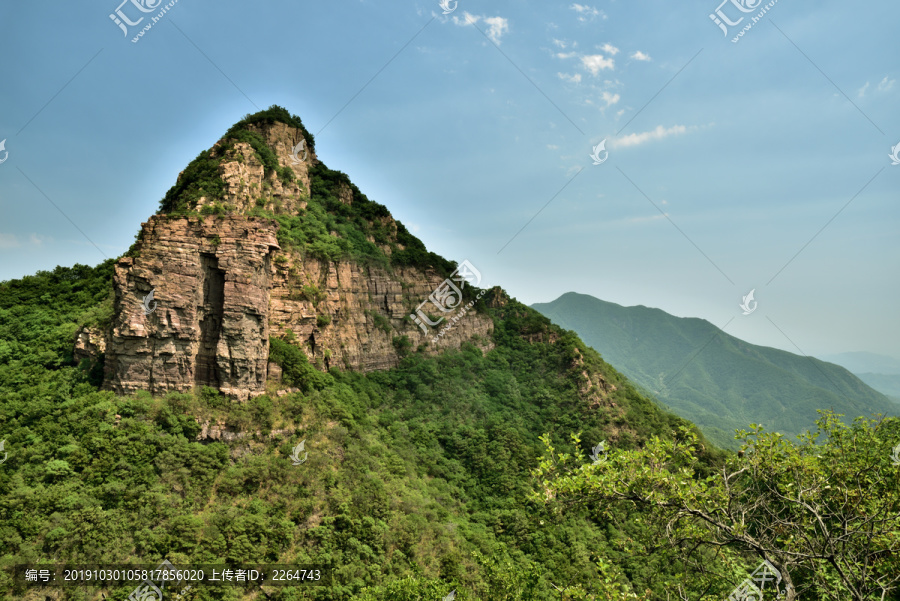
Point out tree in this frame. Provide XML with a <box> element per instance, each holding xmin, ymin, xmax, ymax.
<box><xmin>531</xmin><ymin>411</ymin><xmax>900</xmax><ymax>601</ymax></box>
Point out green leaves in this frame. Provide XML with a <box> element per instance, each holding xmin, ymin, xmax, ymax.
<box><xmin>537</xmin><ymin>411</ymin><xmax>900</xmax><ymax>600</ymax></box>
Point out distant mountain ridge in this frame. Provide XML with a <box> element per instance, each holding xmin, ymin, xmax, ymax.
<box><xmin>532</xmin><ymin>292</ymin><xmax>899</xmax><ymax>449</ymax></box>
<box><xmin>817</xmin><ymin>352</ymin><xmax>900</xmax><ymax>400</ymax></box>
<box><xmin>818</xmin><ymin>352</ymin><xmax>900</xmax><ymax>375</ymax></box>
<box><xmin>853</xmin><ymin>373</ymin><xmax>900</xmax><ymax>401</ymax></box>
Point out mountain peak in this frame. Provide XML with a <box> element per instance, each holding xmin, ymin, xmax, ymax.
<box><xmin>95</xmin><ymin>106</ymin><xmax>484</xmax><ymax>400</ymax></box>
<box><xmin>159</xmin><ymin>105</ymin><xmax>317</xmax><ymax>216</ymax></box>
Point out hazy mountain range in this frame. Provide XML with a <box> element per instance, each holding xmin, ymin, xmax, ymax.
<box><xmin>533</xmin><ymin>292</ymin><xmax>899</xmax><ymax>449</ymax></box>
<box><xmin>817</xmin><ymin>352</ymin><xmax>900</xmax><ymax>400</ymax></box>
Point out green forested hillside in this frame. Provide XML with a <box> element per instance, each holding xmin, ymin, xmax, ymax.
<box><xmin>0</xmin><ymin>261</ymin><xmax>730</xmax><ymax>600</ymax></box>
<box><xmin>532</xmin><ymin>292</ymin><xmax>898</xmax><ymax>449</ymax></box>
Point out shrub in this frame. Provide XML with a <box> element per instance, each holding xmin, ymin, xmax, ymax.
<box><xmin>300</xmin><ymin>285</ymin><xmax>326</xmax><ymax>306</ymax></box>
<box><xmin>247</xmin><ymin>395</ymin><xmax>274</xmax><ymax>430</ymax></box>
<box><xmin>200</xmin><ymin>386</ymin><xmax>228</xmax><ymax>409</ymax></box>
<box><xmin>392</xmin><ymin>335</ymin><xmax>412</xmax><ymax>358</ymax></box>
<box><xmin>372</xmin><ymin>312</ymin><xmax>391</xmax><ymax>334</ymax></box>
<box><xmin>268</xmin><ymin>338</ymin><xmax>334</xmax><ymax>392</ymax></box>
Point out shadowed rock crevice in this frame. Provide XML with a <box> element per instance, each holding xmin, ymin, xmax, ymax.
<box><xmin>196</xmin><ymin>254</ymin><xmax>225</xmax><ymax>388</ymax></box>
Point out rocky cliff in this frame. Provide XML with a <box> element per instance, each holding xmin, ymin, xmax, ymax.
<box><xmin>104</xmin><ymin>215</ymin><xmax>278</xmax><ymax>401</ymax></box>
<box><xmin>98</xmin><ymin>107</ymin><xmax>493</xmax><ymax>400</ymax></box>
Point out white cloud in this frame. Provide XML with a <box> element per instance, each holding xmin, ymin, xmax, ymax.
<box><xmin>453</xmin><ymin>13</ymin><xmax>509</xmax><ymax>44</ymax></box>
<box><xmin>582</xmin><ymin>54</ymin><xmax>615</xmax><ymax>75</ymax></box>
<box><xmin>555</xmin><ymin>52</ymin><xmax>577</xmax><ymax>59</ymax></box>
<box><xmin>600</xmin><ymin>43</ymin><xmax>620</xmax><ymax>56</ymax></box>
<box><xmin>570</xmin><ymin>3</ymin><xmax>598</xmax><ymax>15</ymax></box>
<box><xmin>631</xmin><ymin>50</ymin><xmax>652</xmax><ymax>61</ymax></box>
<box><xmin>558</xmin><ymin>72</ymin><xmax>582</xmax><ymax>84</ymax></box>
<box><xmin>483</xmin><ymin>16</ymin><xmax>509</xmax><ymax>44</ymax></box>
<box><xmin>570</xmin><ymin>3</ymin><xmax>605</xmax><ymax>21</ymax></box>
<box><xmin>859</xmin><ymin>77</ymin><xmax>895</xmax><ymax>97</ymax></box>
<box><xmin>552</xmin><ymin>38</ymin><xmax>567</xmax><ymax>48</ymax></box>
<box><xmin>601</xmin><ymin>91</ymin><xmax>620</xmax><ymax>107</ymax></box>
<box><xmin>0</xmin><ymin>233</ymin><xmax>20</xmax><ymax>248</ymax></box>
<box><xmin>612</xmin><ymin>124</ymin><xmax>689</xmax><ymax>148</ymax></box>
<box><xmin>451</xmin><ymin>11</ymin><xmax>478</xmax><ymax>26</ymax></box>
<box><xmin>547</xmin><ymin>144</ymin><xmax>559</xmax><ymax>150</ymax></box>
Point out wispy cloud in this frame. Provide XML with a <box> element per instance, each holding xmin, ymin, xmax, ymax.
<box><xmin>858</xmin><ymin>76</ymin><xmax>895</xmax><ymax>97</ymax></box>
<box><xmin>558</xmin><ymin>72</ymin><xmax>583</xmax><ymax>84</ymax></box>
<box><xmin>0</xmin><ymin>233</ymin><xmax>20</xmax><ymax>248</ymax></box>
<box><xmin>612</xmin><ymin>124</ymin><xmax>689</xmax><ymax>148</ymax></box>
<box><xmin>631</xmin><ymin>50</ymin><xmax>652</xmax><ymax>61</ymax></box>
<box><xmin>601</xmin><ymin>91</ymin><xmax>620</xmax><ymax>107</ymax></box>
<box><xmin>582</xmin><ymin>54</ymin><xmax>615</xmax><ymax>75</ymax></box>
<box><xmin>599</xmin><ymin>43</ymin><xmax>620</xmax><ymax>56</ymax></box>
<box><xmin>0</xmin><ymin>233</ymin><xmax>46</xmax><ymax>248</ymax></box>
<box><xmin>570</xmin><ymin>3</ymin><xmax>606</xmax><ymax>21</ymax></box>
<box><xmin>453</xmin><ymin>12</ymin><xmax>510</xmax><ymax>44</ymax></box>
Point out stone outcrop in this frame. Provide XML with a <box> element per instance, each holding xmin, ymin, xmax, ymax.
<box><xmin>73</xmin><ymin>326</ymin><xmax>106</xmax><ymax>365</ymax></box>
<box><xmin>100</xmin><ymin>118</ymin><xmax>494</xmax><ymax>401</ymax></box>
<box><xmin>104</xmin><ymin>214</ymin><xmax>493</xmax><ymax>400</ymax></box>
<box><xmin>104</xmin><ymin>215</ymin><xmax>278</xmax><ymax>401</ymax></box>
<box><xmin>268</xmin><ymin>258</ymin><xmax>494</xmax><ymax>372</ymax></box>
<box><xmin>195</xmin><ymin>418</ymin><xmax>291</xmax><ymax>443</ymax></box>
<box><xmin>196</xmin><ymin>121</ymin><xmax>315</xmax><ymax>216</ymax></box>
<box><xmin>570</xmin><ymin>346</ymin><xmax>618</xmax><ymax>410</ymax></box>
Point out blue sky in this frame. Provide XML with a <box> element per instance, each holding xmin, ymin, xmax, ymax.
<box><xmin>0</xmin><ymin>0</ymin><xmax>897</xmax><ymax>359</ymax></box>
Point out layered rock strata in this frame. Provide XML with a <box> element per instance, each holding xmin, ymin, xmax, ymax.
<box><xmin>104</xmin><ymin>216</ymin><xmax>493</xmax><ymax>400</ymax></box>
<box><xmin>104</xmin><ymin>215</ymin><xmax>278</xmax><ymax>401</ymax></box>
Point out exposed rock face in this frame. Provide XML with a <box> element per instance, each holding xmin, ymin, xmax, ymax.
<box><xmin>486</xmin><ymin>286</ymin><xmax>509</xmax><ymax>308</ymax></box>
<box><xmin>73</xmin><ymin>326</ymin><xmax>106</xmax><ymax>365</ymax></box>
<box><xmin>570</xmin><ymin>346</ymin><xmax>618</xmax><ymax>410</ymax></box>
<box><xmin>104</xmin><ymin>214</ymin><xmax>494</xmax><ymax>400</ymax></box>
<box><xmin>104</xmin><ymin>215</ymin><xmax>278</xmax><ymax>401</ymax></box>
<box><xmin>195</xmin><ymin>418</ymin><xmax>291</xmax><ymax>443</ymax></box>
<box><xmin>101</xmin><ymin>117</ymin><xmax>494</xmax><ymax>401</ymax></box>
<box><xmin>268</xmin><ymin>258</ymin><xmax>494</xmax><ymax>372</ymax></box>
<box><xmin>188</xmin><ymin>121</ymin><xmax>315</xmax><ymax>216</ymax></box>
